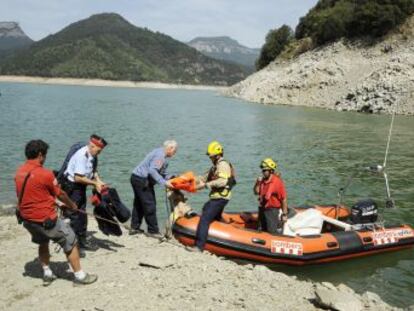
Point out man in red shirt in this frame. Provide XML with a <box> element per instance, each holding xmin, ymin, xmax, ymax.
<box><xmin>253</xmin><ymin>158</ymin><xmax>288</xmax><ymax>234</ymax></box>
<box><xmin>15</xmin><ymin>140</ymin><xmax>97</xmax><ymax>286</ymax></box>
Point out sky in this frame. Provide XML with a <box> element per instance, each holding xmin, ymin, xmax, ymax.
<box><xmin>0</xmin><ymin>0</ymin><xmax>318</xmax><ymax>48</ymax></box>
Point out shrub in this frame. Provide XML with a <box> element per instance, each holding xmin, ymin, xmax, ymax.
<box><xmin>256</xmin><ymin>25</ymin><xmax>293</xmax><ymax>70</ymax></box>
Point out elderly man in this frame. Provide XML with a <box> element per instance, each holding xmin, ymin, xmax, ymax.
<box><xmin>61</xmin><ymin>134</ymin><xmax>107</xmax><ymax>254</ymax></box>
<box><xmin>130</xmin><ymin>140</ymin><xmax>177</xmax><ymax>238</ymax></box>
<box><xmin>15</xmin><ymin>140</ymin><xmax>97</xmax><ymax>286</ymax></box>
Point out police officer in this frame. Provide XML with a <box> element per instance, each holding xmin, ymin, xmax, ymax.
<box><xmin>129</xmin><ymin>140</ymin><xmax>177</xmax><ymax>238</ymax></box>
<box><xmin>62</xmin><ymin>134</ymin><xmax>107</xmax><ymax>253</ymax></box>
<box><xmin>189</xmin><ymin>141</ymin><xmax>235</xmax><ymax>252</ymax></box>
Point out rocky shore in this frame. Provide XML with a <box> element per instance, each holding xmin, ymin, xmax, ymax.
<box><xmin>224</xmin><ymin>18</ymin><xmax>414</xmax><ymax>115</ymax></box>
<box><xmin>0</xmin><ymin>215</ymin><xmax>404</xmax><ymax>311</ymax></box>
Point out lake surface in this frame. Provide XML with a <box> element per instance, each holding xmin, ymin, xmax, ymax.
<box><xmin>0</xmin><ymin>82</ymin><xmax>413</xmax><ymax>307</ymax></box>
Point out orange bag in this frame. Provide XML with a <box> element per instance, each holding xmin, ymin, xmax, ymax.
<box><xmin>170</xmin><ymin>171</ymin><xmax>197</xmax><ymax>193</ymax></box>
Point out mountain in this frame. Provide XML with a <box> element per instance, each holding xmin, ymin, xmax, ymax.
<box><xmin>0</xmin><ymin>14</ymin><xmax>248</xmax><ymax>85</ymax></box>
<box><xmin>0</xmin><ymin>22</ymin><xmax>33</xmax><ymax>51</ymax></box>
<box><xmin>187</xmin><ymin>36</ymin><xmax>260</xmax><ymax>70</ymax></box>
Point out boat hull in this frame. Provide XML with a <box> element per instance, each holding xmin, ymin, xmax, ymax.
<box><xmin>173</xmin><ymin>209</ymin><xmax>414</xmax><ymax>265</ymax></box>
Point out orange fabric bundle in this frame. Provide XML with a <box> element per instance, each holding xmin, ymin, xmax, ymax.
<box><xmin>170</xmin><ymin>171</ymin><xmax>197</xmax><ymax>193</ymax></box>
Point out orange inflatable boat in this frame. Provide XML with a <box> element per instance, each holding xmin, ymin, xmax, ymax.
<box><xmin>172</xmin><ymin>205</ymin><xmax>414</xmax><ymax>265</ymax></box>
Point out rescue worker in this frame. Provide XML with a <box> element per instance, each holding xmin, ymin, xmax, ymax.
<box><xmin>15</xmin><ymin>140</ymin><xmax>97</xmax><ymax>286</ymax></box>
<box><xmin>61</xmin><ymin>134</ymin><xmax>107</xmax><ymax>254</ymax></box>
<box><xmin>129</xmin><ymin>140</ymin><xmax>177</xmax><ymax>238</ymax></box>
<box><xmin>189</xmin><ymin>141</ymin><xmax>235</xmax><ymax>252</ymax></box>
<box><xmin>253</xmin><ymin>158</ymin><xmax>288</xmax><ymax>234</ymax></box>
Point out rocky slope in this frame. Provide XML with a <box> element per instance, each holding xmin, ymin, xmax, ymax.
<box><xmin>0</xmin><ymin>22</ymin><xmax>33</xmax><ymax>60</ymax></box>
<box><xmin>0</xmin><ymin>22</ymin><xmax>33</xmax><ymax>50</ymax></box>
<box><xmin>224</xmin><ymin>17</ymin><xmax>414</xmax><ymax>115</ymax></box>
<box><xmin>187</xmin><ymin>36</ymin><xmax>259</xmax><ymax>70</ymax></box>
<box><xmin>0</xmin><ymin>215</ymin><xmax>403</xmax><ymax>311</ymax></box>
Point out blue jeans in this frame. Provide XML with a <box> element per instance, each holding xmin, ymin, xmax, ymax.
<box><xmin>195</xmin><ymin>199</ymin><xmax>228</xmax><ymax>250</ymax></box>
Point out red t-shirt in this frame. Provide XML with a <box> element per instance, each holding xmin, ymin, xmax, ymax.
<box><xmin>15</xmin><ymin>159</ymin><xmax>61</xmax><ymax>222</ymax></box>
<box><xmin>259</xmin><ymin>174</ymin><xmax>287</xmax><ymax>209</ymax></box>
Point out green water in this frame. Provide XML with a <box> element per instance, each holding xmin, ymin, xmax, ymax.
<box><xmin>0</xmin><ymin>82</ymin><xmax>413</xmax><ymax>307</ymax></box>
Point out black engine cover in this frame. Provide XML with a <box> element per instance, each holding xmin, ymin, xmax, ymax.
<box><xmin>351</xmin><ymin>199</ymin><xmax>378</xmax><ymax>224</ymax></box>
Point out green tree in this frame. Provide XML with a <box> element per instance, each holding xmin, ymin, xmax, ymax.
<box><xmin>295</xmin><ymin>0</ymin><xmax>414</xmax><ymax>46</ymax></box>
<box><xmin>256</xmin><ymin>25</ymin><xmax>293</xmax><ymax>70</ymax></box>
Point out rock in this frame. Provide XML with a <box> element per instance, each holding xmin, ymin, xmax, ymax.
<box><xmin>315</xmin><ymin>288</ymin><xmax>363</xmax><ymax>311</ymax></box>
<box><xmin>223</xmin><ymin>18</ymin><xmax>414</xmax><ymax>115</ymax></box>
<box><xmin>337</xmin><ymin>283</ymin><xmax>355</xmax><ymax>294</ymax></box>
<box><xmin>139</xmin><ymin>257</ymin><xmax>174</xmax><ymax>269</ymax></box>
<box><xmin>320</xmin><ymin>282</ymin><xmax>337</xmax><ymax>291</ymax></box>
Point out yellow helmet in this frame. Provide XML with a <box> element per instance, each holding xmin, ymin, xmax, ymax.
<box><xmin>206</xmin><ymin>141</ymin><xmax>223</xmax><ymax>156</ymax></box>
<box><xmin>260</xmin><ymin>158</ymin><xmax>277</xmax><ymax>170</ymax></box>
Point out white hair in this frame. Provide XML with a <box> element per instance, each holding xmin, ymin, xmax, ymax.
<box><xmin>163</xmin><ymin>140</ymin><xmax>178</xmax><ymax>149</ymax></box>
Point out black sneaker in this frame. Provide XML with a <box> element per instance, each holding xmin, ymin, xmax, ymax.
<box><xmin>73</xmin><ymin>273</ymin><xmax>98</xmax><ymax>286</ymax></box>
<box><xmin>42</xmin><ymin>274</ymin><xmax>57</xmax><ymax>287</ymax></box>
<box><xmin>129</xmin><ymin>228</ymin><xmax>145</xmax><ymax>236</ymax></box>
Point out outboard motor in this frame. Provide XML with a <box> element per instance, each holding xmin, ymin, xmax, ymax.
<box><xmin>351</xmin><ymin>199</ymin><xmax>378</xmax><ymax>224</ymax></box>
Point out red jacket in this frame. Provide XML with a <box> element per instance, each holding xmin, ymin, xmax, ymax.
<box><xmin>258</xmin><ymin>174</ymin><xmax>287</xmax><ymax>209</ymax></box>
<box><xmin>15</xmin><ymin>159</ymin><xmax>61</xmax><ymax>222</ymax></box>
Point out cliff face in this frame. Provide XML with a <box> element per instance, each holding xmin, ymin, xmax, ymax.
<box><xmin>224</xmin><ymin>17</ymin><xmax>414</xmax><ymax>115</ymax></box>
<box><xmin>187</xmin><ymin>36</ymin><xmax>259</xmax><ymax>70</ymax></box>
<box><xmin>0</xmin><ymin>22</ymin><xmax>33</xmax><ymax>51</ymax></box>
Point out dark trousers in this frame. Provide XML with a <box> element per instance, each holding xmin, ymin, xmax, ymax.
<box><xmin>195</xmin><ymin>199</ymin><xmax>228</xmax><ymax>250</ymax></box>
<box><xmin>62</xmin><ymin>181</ymin><xmax>87</xmax><ymax>239</ymax></box>
<box><xmin>130</xmin><ymin>174</ymin><xmax>159</xmax><ymax>233</ymax></box>
<box><xmin>258</xmin><ymin>206</ymin><xmax>281</xmax><ymax>234</ymax></box>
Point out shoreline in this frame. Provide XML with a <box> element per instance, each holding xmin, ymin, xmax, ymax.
<box><xmin>0</xmin><ymin>215</ymin><xmax>403</xmax><ymax>310</ymax></box>
<box><xmin>0</xmin><ymin>75</ymin><xmax>228</xmax><ymax>91</ymax></box>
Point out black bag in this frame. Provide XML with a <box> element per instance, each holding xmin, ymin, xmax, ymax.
<box><xmin>91</xmin><ymin>187</ymin><xmax>130</xmax><ymax>236</ymax></box>
<box><xmin>42</xmin><ymin>217</ymin><xmax>57</xmax><ymax>230</ymax></box>
<box><xmin>106</xmin><ymin>188</ymin><xmax>131</xmax><ymax>223</ymax></box>
<box><xmin>351</xmin><ymin>199</ymin><xmax>378</xmax><ymax>224</ymax></box>
<box><xmin>93</xmin><ymin>204</ymin><xmax>122</xmax><ymax>236</ymax></box>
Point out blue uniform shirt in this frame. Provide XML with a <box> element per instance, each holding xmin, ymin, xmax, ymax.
<box><xmin>64</xmin><ymin>146</ymin><xmax>94</xmax><ymax>182</ymax></box>
<box><xmin>132</xmin><ymin>147</ymin><xmax>171</xmax><ymax>185</ymax></box>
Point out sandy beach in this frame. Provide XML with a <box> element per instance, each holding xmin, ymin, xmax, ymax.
<box><xmin>0</xmin><ymin>75</ymin><xmax>227</xmax><ymax>91</ymax></box>
<box><xmin>0</xmin><ymin>213</ymin><xmax>404</xmax><ymax>311</ymax></box>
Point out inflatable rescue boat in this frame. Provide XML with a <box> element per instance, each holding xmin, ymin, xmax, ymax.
<box><xmin>172</xmin><ymin>204</ymin><xmax>414</xmax><ymax>265</ymax></box>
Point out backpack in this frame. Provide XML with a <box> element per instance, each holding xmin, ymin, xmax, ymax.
<box><xmin>55</xmin><ymin>142</ymin><xmax>98</xmax><ymax>183</ymax></box>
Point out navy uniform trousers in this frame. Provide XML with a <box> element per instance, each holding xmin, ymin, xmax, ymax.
<box><xmin>62</xmin><ymin>181</ymin><xmax>88</xmax><ymax>240</ymax></box>
<box><xmin>130</xmin><ymin>174</ymin><xmax>159</xmax><ymax>234</ymax></box>
<box><xmin>195</xmin><ymin>198</ymin><xmax>228</xmax><ymax>250</ymax></box>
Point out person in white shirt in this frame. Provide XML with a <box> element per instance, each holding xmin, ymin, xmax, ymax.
<box><xmin>62</xmin><ymin>134</ymin><xmax>107</xmax><ymax>254</ymax></box>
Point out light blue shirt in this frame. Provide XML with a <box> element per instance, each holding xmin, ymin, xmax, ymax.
<box><xmin>64</xmin><ymin>146</ymin><xmax>94</xmax><ymax>182</ymax></box>
<box><xmin>132</xmin><ymin>147</ymin><xmax>171</xmax><ymax>185</ymax></box>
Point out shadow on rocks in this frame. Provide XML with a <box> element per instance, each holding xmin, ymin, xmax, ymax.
<box><xmin>87</xmin><ymin>230</ymin><xmax>125</xmax><ymax>252</ymax></box>
<box><xmin>23</xmin><ymin>258</ymin><xmax>73</xmax><ymax>281</ymax></box>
